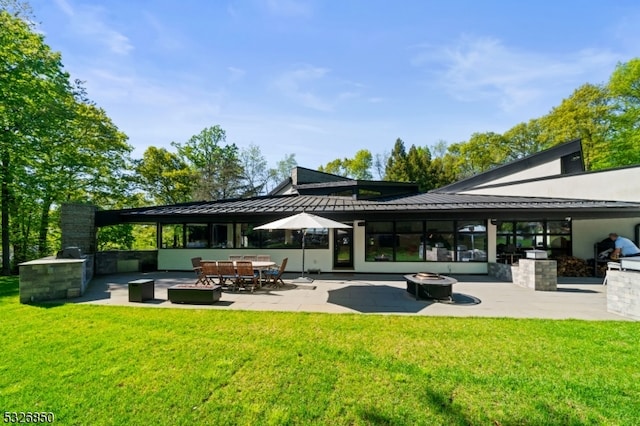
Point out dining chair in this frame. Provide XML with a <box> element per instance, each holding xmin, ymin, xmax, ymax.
<box><xmin>217</xmin><ymin>260</ymin><xmax>238</xmax><ymax>291</ymax></box>
<box><xmin>191</xmin><ymin>257</ymin><xmax>208</xmax><ymax>285</ymax></box>
<box><xmin>200</xmin><ymin>261</ymin><xmax>220</xmax><ymax>285</ymax></box>
<box><xmin>265</xmin><ymin>257</ymin><xmax>288</xmax><ymax>287</ymax></box>
<box><xmin>243</xmin><ymin>255</ymin><xmax>257</xmax><ymax>261</ymax></box>
<box><xmin>228</xmin><ymin>255</ymin><xmax>243</xmax><ymax>261</ymax></box>
<box><xmin>256</xmin><ymin>255</ymin><xmax>271</xmax><ymax>262</ymax></box>
<box><xmin>235</xmin><ymin>260</ymin><xmax>259</xmax><ymax>292</ymax></box>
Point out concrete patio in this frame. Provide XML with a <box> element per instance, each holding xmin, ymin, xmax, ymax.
<box><xmin>72</xmin><ymin>271</ymin><xmax>632</xmax><ymax>321</ymax></box>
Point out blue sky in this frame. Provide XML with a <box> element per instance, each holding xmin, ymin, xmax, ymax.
<box><xmin>30</xmin><ymin>0</ymin><xmax>640</xmax><ymax>169</ymax></box>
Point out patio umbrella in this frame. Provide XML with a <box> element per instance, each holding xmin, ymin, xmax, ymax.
<box><xmin>254</xmin><ymin>212</ymin><xmax>352</xmax><ymax>283</ymax></box>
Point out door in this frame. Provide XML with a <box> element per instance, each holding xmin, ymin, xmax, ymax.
<box><xmin>334</xmin><ymin>227</ymin><xmax>353</xmax><ymax>268</ymax></box>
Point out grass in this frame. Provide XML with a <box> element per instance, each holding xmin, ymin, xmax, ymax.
<box><xmin>1</xmin><ymin>276</ymin><xmax>639</xmax><ymax>425</ymax></box>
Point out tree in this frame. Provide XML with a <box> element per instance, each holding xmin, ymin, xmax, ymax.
<box><xmin>405</xmin><ymin>145</ymin><xmax>436</xmax><ymax>191</ymax></box>
<box><xmin>607</xmin><ymin>59</ymin><xmax>640</xmax><ymax>167</ymax></box>
<box><xmin>239</xmin><ymin>144</ymin><xmax>268</xmax><ymax>197</ymax></box>
<box><xmin>453</xmin><ymin>132</ymin><xmax>509</xmax><ymax>177</ymax></box>
<box><xmin>0</xmin><ymin>10</ymin><xmax>75</xmax><ymax>273</ymax></box>
<box><xmin>172</xmin><ymin>125</ymin><xmax>243</xmax><ymax>201</ymax></box>
<box><xmin>318</xmin><ymin>149</ymin><xmax>373</xmax><ymax>179</ymax></box>
<box><xmin>502</xmin><ymin>119</ymin><xmax>548</xmax><ymax>161</ymax></box>
<box><xmin>384</xmin><ymin>138</ymin><xmax>410</xmax><ymax>181</ymax></box>
<box><xmin>135</xmin><ymin>146</ymin><xmax>195</xmax><ymax>205</ymax></box>
<box><xmin>373</xmin><ymin>151</ymin><xmax>389</xmax><ymax>180</ymax></box>
<box><xmin>539</xmin><ymin>83</ymin><xmax>611</xmax><ymax>170</ymax></box>
<box><xmin>267</xmin><ymin>153</ymin><xmax>297</xmax><ymax>190</ymax></box>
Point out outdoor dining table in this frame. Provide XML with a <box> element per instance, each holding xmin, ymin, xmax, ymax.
<box><xmin>202</xmin><ymin>260</ymin><xmax>276</xmax><ymax>284</ymax></box>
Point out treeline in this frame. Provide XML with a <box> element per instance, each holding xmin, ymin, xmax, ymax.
<box><xmin>319</xmin><ymin>62</ymin><xmax>640</xmax><ymax>191</ymax></box>
<box><xmin>2</xmin><ymin>4</ymin><xmax>640</xmax><ymax>272</ymax></box>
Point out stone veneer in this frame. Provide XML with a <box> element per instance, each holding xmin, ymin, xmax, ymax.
<box><xmin>488</xmin><ymin>262</ymin><xmax>513</xmax><ymax>282</ymax></box>
<box><xmin>19</xmin><ymin>257</ymin><xmax>92</xmax><ymax>303</ymax></box>
<box><xmin>60</xmin><ymin>203</ymin><xmax>96</xmax><ymax>255</ymax></box>
<box><xmin>606</xmin><ymin>270</ymin><xmax>640</xmax><ymax>320</ymax></box>
<box><xmin>512</xmin><ymin>259</ymin><xmax>557</xmax><ymax>291</ymax></box>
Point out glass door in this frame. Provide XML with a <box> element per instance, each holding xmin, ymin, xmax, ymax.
<box><xmin>334</xmin><ymin>227</ymin><xmax>353</xmax><ymax>268</ymax></box>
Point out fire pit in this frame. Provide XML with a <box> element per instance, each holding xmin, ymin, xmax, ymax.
<box><xmin>404</xmin><ymin>272</ymin><xmax>457</xmax><ymax>301</ymax></box>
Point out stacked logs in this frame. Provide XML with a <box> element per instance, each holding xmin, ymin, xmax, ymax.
<box><xmin>555</xmin><ymin>256</ymin><xmax>592</xmax><ymax>277</ymax></box>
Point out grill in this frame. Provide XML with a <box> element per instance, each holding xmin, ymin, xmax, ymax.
<box><xmin>57</xmin><ymin>247</ymin><xmax>83</xmax><ymax>259</ymax></box>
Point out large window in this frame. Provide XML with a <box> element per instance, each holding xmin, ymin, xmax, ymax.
<box><xmin>161</xmin><ymin>224</ymin><xmax>184</xmax><ymax>249</ymax></box>
<box><xmin>186</xmin><ymin>224</ymin><xmax>209</xmax><ymax>248</ymax></box>
<box><xmin>159</xmin><ymin>222</ymin><xmax>329</xmax><ymax>250</ymax></box>
<box><xmin>496</xmin><ymin>220</ymin><xmax>571</xmax><ymax>261</ymax></box>
<box><xmin>366</xmin><ymin>220</ymin><xmax>487</xmax><ymax>262</ymax></box>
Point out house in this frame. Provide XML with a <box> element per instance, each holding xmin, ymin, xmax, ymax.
<box><xmin>95</xmin><ymin>139</ymin><xmax>640</xmax><ymax>275</ymax></box>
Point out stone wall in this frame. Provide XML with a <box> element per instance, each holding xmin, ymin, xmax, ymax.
<box><xmin>60</xmin><ymin>203</ymin><xmax>96</xmax><ymax>254</ymax></box>
<box><xmin>606</xmin><ymin>270</ymin><xmax>640</xmax><ymax>320</ymax></box>
<box><xmin>19</xmin><ymin>257</ymin><xmax>91</xmax><ymax>303</ymax></box>
<box><xmin>488</xmin><ymin>262</ymin><xmax>513</xmax><ymax>282</ymax></box>
<box><xmin>513</xmin><ymin>259</ymin><xmax>557</xmax><ymax>291</ymax></box>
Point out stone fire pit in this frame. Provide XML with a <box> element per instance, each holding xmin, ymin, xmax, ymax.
<box><xmin>404</xmin><ymin>272</ymin><xmax>457</xmax><ymax>301</ymax></box>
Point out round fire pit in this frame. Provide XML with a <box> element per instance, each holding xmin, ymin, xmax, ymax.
<box><xmin>404</xmin><ymin>272</ymin><xmax>457</xmax><ymax>301</ymax></box>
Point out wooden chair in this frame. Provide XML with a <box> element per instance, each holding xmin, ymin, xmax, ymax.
<box><xmin>217</xmin><ymin>260</ymin><xmax>238</xmax><ymax>291</ymax></box>
<box><xmin>191</xmin><ymin>257</ymin><xmax>209</xmax><ymax>285</ymax></box>
<box><xmin>201</xmin><ymin>261</ymin><xmax>220</xmax><ymax>285</ymax></box>
<box><xmin>235</xmin><ymin>260</ymin><xmax>259</xmax><ymax>292</ymax></box>
<box><xmin>228</xmin><ymin>255</ymin><xmax>243</xmax><ymax>261</ymax></box>
<box><xmin>265</xmin><ymin>258</ymin><xmax>288</xmax><ymax>287</ymax></box>
<box><xmin>243</xmin><ymin>255</ymin><xmax>257</xmax><ymax>261</ymax></box>
<box><xmin>257</xmin><ymin>255</ymin><xmax>271</xmax><ymax>262</ymax></box>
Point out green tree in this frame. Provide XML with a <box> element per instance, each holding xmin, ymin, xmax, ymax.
<box><xmin>405</xmin><ymin>145</ymin><xmax>435</xmax><ymax>191</ymax></box>
<box><xmin>0</xmin><ymin>10</ymin><xmax>74</xmax><ymax>272</ymax></box>
<box><xmin>172</xmin><ymin>125</ymin><xmax>243</xmax><ymax>201</ymax></box>
<box><xmin>539</xmin><ymin>83</ymin><xmax>611</xmax><ymax>170</ymax></box>
<box><xmin>135</xmin><ymin>146</ymin><xmax>195</xmax><ymax>205</ymax></box>
<box><xmin>453</xmin><ymin>132</ymin><xmax>509</xmax><ymax>177</ymax></box>
<box><xmin>607</xmin><ymin>59</ymin><xmax>640</xmax><ymax>167</ymax></box>
<box><xmin>318</xmin><ymin>149</ymin><xmax>373</xmax><ymax>179</ymax></box>
<box><xmin>502</xmin><ymin>119</ymin><xmax>548</xmax><ymax>161</ymax></box>
<box><xmin>385</xmin><ymin>138</ymin><xmax>410</xmax><ymax>181</ymax></box>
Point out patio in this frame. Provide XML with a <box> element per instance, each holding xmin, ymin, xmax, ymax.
<box><xmin>73</xmin><ymin>271</ymin><xmax>631</xmax><ymax>320</ymax></box>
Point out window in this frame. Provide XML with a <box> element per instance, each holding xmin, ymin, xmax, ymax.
<box><xmin>366</xmin><ymin>220</ymin><xmax>486</xmax><ymax>262</ymax></box>
<box><xmin>456</xmin><ymin>222</ymin><xmax>487</xmax><ymax>261</ymax></box>
<box><xmin>161</xmin><ymin>224</ymin><xmax>184</xmax><ymax>248</ymax></box>
<box><xmin>396</xmin><ymin>221</ymin><xmax>423</xmax><ymax>261</ymax></box>
<box><xmin>186</xmin><ymin>224</ymin><xmax>209</xmax><ymax>248</ymax></box>
<box><xmin>366</xmin><ymin>222</ymin><xmax>394</xmax><ymax>261</ymax></box>
<box><xmin>497</xmin><ymin>220</ymin><xmax>571</xmax><ymax>260</ymax></box>
<box><xmin>211</xmin><ymin>224</ymin><xmax>231</xmax><ymax>248</ymax></box>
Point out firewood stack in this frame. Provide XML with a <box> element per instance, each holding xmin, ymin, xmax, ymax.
<box><xmin>555</xmin><ymin>256</ymin><xmax>592</xmax><ymax>277</ymax></box>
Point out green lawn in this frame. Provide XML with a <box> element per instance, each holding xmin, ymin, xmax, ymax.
<box><xmin>1</xmin><ymin>276</ymin><xmax>639</xmax><ymax>425</ymax></box>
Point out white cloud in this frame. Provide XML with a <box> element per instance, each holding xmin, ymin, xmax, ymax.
<box><xmin>53</xmin><ymin>1</ymin><xmax>133</xmax><ymax>55</ymax></box>
<box><xmin>53</xmin><ymin>0</ymin><xmax>74</xmax><ymax>16</ymax></box>
<box><xmin>273</xmin><ymin>65</ymin><xmax>333</xmax><ymax>111</ymax></box>
<box><xmin>227</xmin><ymin>66</ymin><xmax>246</xmax><ymax>82</ymax></box>
<box><xmin>412</xmin><ymin>35</ymin><xmax>619</xmax><ymax>112</ymax></box>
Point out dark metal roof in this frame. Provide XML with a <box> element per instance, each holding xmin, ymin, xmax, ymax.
<box><xmin>96</xmin><ymin>192</ymin><xmax>640</xmax><ymax>226</ymax></box>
